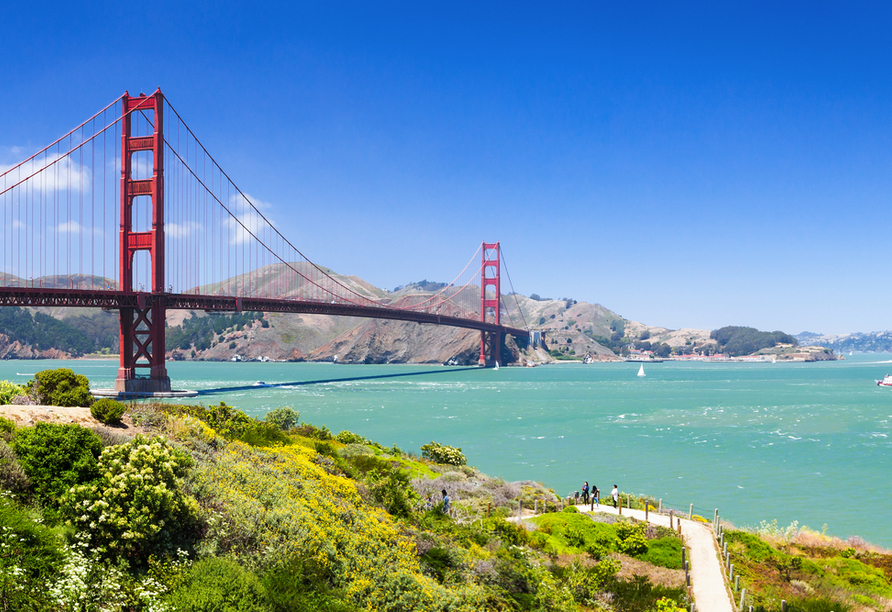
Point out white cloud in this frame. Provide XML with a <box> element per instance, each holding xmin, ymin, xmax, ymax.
<box><xmin>225</xmin><ymin>193</ymin><xmax>274</xmax><ymax>245</ymax></box>
<box><xmin>0</xmin><ymin>153</ymin><xmax>90</xmax><ymax>194</ymax></box>
<box><xmin>57</xmin><ymin>220</ymin><xmax>85</xmax><ymax>234</ymax></box>
<box><xmin>167</xmin><ymin>221</ymin><xmax>202</xmax><ymax>238</ymax></box>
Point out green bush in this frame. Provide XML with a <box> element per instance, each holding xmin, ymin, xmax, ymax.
<box><xmin>264</xmin><ymin>406</ymin><xmax>300</xmax><ymax>431</ymax></box>
<box><xmin>0</xmin><ymin>380</ymin><xmax>26</xmax><ymax>405</ymax></box>
<box><xmin>262</xmin><ymin>556</ymin><xmax>353</xmax><ymax>612</ymax></box>
<box><xmin>335</xmin><ymin>429</ymin><xmax>364</xmax><ymax>444</ymax></box>
<box><xmin>368</xmin><ymin>469</ymin><xmax>418</xmax><ymax>519</ymax></box>
<box><xmin>616</xmin><ymin>520</ymin><xmax>649</xmax><ymax>555</ymax></box>
<box><xmin>90</xmin><ymin>398</ymin><xmax>126</xmax><ymax>424</ymax></box>
<box><xmin>165</xmin><ymin>557</ymin><xmax>267</xmax><ymax>612</ymax></box>
<box><xmin>0</xmin><ymin>497</ymin><xmax>65</xmax><ymax>609</ymax></box>
<box><xmin>482</xmin><ymin>518</ymin><xmax>529</xmax><ymax>546</ymax></box>
<box><xmin>639</xmin><ymin>536</ymin><xmax>683</xmax><ymax>569</ymax></box>
<box><xmin>0</xmin><ymin>416</ymin><xmax>15</xmax><ymax>441</ymax></box>
<box><xmin>0</xmin><ymin>441</ymin><xmax>30</xmax><ymax>494</ymax></box>
<box><xmin>11</xmin><ymin>422</ymin><xmax>102</xmax><ymax>505</ymax></box>
<box><xmin>26</xmin><ymin>368</ymin><xmax>93</xmax><ymax>407</ymax></box>
<box><xmin>62</xmin><ymin>434</ymin><xmax>199</xmax><ymax>563</ymax></box>
<box><xmin>420</xmin><ymin>441</ymin><xmax>466</xmax><ymax>466</ymax></box>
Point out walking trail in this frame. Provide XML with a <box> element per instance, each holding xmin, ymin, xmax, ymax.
<box><xmin>515</xmin><ymin>502</ymin><xmax>734</xmax><ymax>612</ymax></box>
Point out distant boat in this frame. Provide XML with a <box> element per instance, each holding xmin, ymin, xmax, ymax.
<box><xmin>494</xmin><ymin>361</ymin><xmax>500</xmax><ymax>371</ymax></box>
<box><xmin>637</xmin><ymin>364</ymin><xmax>645</xmax><ymax>377</ymax></box>
<box><xmin>878</xmin><ymin>374</ymin><xmax>892</xmax><ymax>387</ymax></box>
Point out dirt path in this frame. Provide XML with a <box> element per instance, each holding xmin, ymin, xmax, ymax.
<box><xmin>575</xmin><ymin>503</ymin><xmax>734</xmax><ymax>612</ymax></box>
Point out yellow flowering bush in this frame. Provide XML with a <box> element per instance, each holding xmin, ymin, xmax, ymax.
<box><xmin>195</xmin><ymin>441</ymin><xmax>488</xmax><ymax>611</ymax></box>
<box><xmin>62</xmin><ymin>435</ymin><xmax>199</xmax><ymax>564</ymax></box>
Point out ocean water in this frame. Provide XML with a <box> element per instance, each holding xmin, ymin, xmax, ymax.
<box><xmin>5</xmin><ymin>354</ymin><xmax>891</xmax><ymax>547</ymax></box>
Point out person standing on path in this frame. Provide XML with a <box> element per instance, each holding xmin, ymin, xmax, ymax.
<box><xmin>582</xmin><ymin>481</ymin><xmax>589</xmax><ymax>505</ymax></box>
<box><xmin>592</xmin><ymin>484</ymin><xmax>600</xmax><ymax>508</ymax></box>
<box><xmin>611</xmin><ymin>485</ymin><xmax>618</xmax><ymax>509</ymax></box>
<box><xmin>441</xmin><ymin>489</ymin><xmax>450</xmax><ymax>514</ymax></box>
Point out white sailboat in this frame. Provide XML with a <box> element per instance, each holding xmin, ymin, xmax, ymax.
<box><xmin>637</xmin><ymin>364</ymin><xmax>645</xmax><ymax>377</ymax></box>
<box><xmin>494</xmin><ymin>361</ymin><xmax>500</xmax><ymax>371</ymax></box>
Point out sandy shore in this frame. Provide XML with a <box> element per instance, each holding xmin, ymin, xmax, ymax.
<box><xmin>0</xmin><ymin>404</ymin><xmax>137</xmax><ymax>432</ymax></box>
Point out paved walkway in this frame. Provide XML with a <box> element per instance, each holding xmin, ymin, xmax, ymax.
<box><xmin>576</xmin><ymin>503</ymin><xmax>733</xmax><ymax>612</ymax></box>
<box><xmin>514</xmin><ymin>503</ymin><xmax>734</xmax><ymax>612</ymax></box>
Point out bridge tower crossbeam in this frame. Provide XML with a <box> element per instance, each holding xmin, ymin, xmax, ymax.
<box><xmin>115</xmin><ymin>90</ymin><xmax>170</xmax><ymax>394</ymax></box>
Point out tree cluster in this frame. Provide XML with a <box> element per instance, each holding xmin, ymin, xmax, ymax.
<box><xmin>0</xmin><ymin>307</ymin><xmax>98</xmax><ymax>356</ymax></box>
<box><xmin>166</xmin><ymin>311</ymin><xmax>265</xmax><ymax>351</ymax></box>
<box><xmin>710</xmin><ymin>326</ymin><xmax>798</xmax><ymax>357</ymax></box>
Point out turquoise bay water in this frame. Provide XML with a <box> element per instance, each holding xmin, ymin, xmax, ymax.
<box><xmin>5</xmin><ymin>355</ymin><xmax>892</xmax><ymax>547</ymax></box>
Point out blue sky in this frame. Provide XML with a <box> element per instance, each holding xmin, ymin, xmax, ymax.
<box><xmin>2</xmin><ymin>2</ymin><xmax>891</xmax><ymax>335</ymax></box>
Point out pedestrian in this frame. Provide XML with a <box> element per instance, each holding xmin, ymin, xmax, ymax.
<box><xmin>611</xmin><ymin>484</ymin><xmax>619</xmax><ymax>509</ymax></box>
<box><xmin>592</xmin><ymin>484</ymin><xmax>600</xmax><ymax>508</ymax></box>
<box><xmin>582</xmin><ymin>481</ymin><xmax>589</xmax><ymax>505</ymax></box>
<box><xmin>441</xmin><ymin>489</ymin><xmax>450</xmax><ymax>514</ymax></box>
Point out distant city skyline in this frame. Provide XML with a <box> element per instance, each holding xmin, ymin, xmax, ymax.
<box><xmin>2</xmin><ymin>2</ymin><xmax>890</xmax><ymax>336</ymax></box>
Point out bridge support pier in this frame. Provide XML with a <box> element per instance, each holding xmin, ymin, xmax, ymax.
<box><xmin>480</xmin><ymin>330</ymin><xmax>503</xmax><ymax>367</ymax></box>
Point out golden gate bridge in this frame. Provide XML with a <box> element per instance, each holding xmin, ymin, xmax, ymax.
<box><xmin>0</xmin><ymin>89</ymin><xmax>529</xmax><ymax>395</ymax></box>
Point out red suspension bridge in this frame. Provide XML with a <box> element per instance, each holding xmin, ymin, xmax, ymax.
<box><xmin>0</xmin><ymin>89</ymin><xmax>530</xmax><ymax>395</ymax></box>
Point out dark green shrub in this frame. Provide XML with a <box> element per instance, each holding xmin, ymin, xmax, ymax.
<box><xmin>26</xmin><ymin>368</ymin><xmax>93</xmax><ymax>407</ymax></box>
<box><xmin>786</xmin><ymin>597</ymin><xmax>853</xmax><ymax>612</ymax></box>
<box><xmin>421</xmin><ymin>546</ymin><xmax>460</xmax><ymax>582</ymax></box>
<box><xmin>0</xmin><ymin>416</ymin><xmax>15</xmax><ymax>441</ymax></box>
<box><xmin>562</xmin><ymin>505</ymin><xmax>579</xmax><ymax>513</ymax></box>
<box><xmin>11</xmin><ymin>422</ymin><xmax>102</xmax><ymax>505</ymax></box>
<box><xmin>90</xmin><ymin>398</ymin><xmax>126</xmax><ymax>424</ymax></box>
<box><xmin>264</xmin><ymin>406</ymin><xmax>300</xmax><ymax>430</ymax></box>
<box><xmin>262</xmin><ymin>556</ymin><xmax>352</xmax><ymax>612</ymax></box>
<box><xmin>0</xmin><ymin>497</ymin><xmax>64</xmax><ymax>608</ymax></box>
<box><xmin>607</xmin><ymin>574</ymin><xmax>686</xmax><ymax>612</ymax></box>
<box><xmin>0</xmin><ymin>441</ymin><xmax>30</xmax><ymax>494</ymax></box>
<box><xmin>368</xmin><ymin>469</ymin><xmax>417</xmax><ymax>519</ymax></box>
<box><xmin>293</xmin><ymin>422</ymin><xmax>333</xmax><ymax>440</ymax></box>
<box><xmin>165</xmin><ymin>557</ymin><xmax>267</xmax><ymax>612</ymax></box>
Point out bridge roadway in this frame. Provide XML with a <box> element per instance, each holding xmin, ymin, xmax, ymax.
<box><xmin>0</xmin><ymin>288</ymin><xmax>530</xmax><ymax>338</ymax></box>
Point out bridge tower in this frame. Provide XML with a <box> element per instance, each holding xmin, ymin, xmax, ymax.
<box><xmin>115</xmin><ymin>90</ymin><xmax>170</xmax><ymax>394</ymax></box>
<box><xmin>479</xmin><ymin>242</ymin><xmax>502</xmax><ymax>366</ymax></box>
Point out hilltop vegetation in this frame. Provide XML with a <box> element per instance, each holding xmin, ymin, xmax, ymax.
<box><xmin>0</xmin><ymin>370</ymin><xmax>695</xmax><ymax>611</ymax></box>
<box><xmin>710</xmin><ymin>326</ymin><xmax>798</xmax><ymax>357</ymax></box>
<box><xmin>0</xmin><ymin>369</ymin><xmax>888</xmax><ymax>610</ymax></box>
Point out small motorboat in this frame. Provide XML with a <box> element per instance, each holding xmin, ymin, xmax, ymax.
<box><xmin>877</xmin><ymin>375</ymin><xmax>892</xmax><ymax>387</ymax></box>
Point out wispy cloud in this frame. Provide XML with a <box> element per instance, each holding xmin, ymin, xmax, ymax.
<box><xmin>57</xmin><ymin>220</ymin><xmax>85</xmax><ymax>234</ymax></box>
<box><xmin>167</xmin><ymin>220</ymin><xmax>202</xmax><ymax>238</ymax></box>
<box><xmin>0</xmin><ymin>153</ymin><xmax>90</xmax><ymax>193</ymax></box>
<box><xmin>224</xmin><ymin>193</ymin><xmax>274</xmax><ymax>245</ymax></box>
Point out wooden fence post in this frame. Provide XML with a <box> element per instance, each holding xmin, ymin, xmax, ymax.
<box><xmin>619</xmin><ymin>496</ymin><xmax>623</xmax><ymax>516</ymax></box>
<box><xmin>689</xmin><ymin>503</ymin><xmax>693</xmax><ymax>520</ymax></box>
<box><xmin>670</xmin><ymin>510</ymin><xmax>674</xmax><ymax>529</ymax></box>
<box><xmin>739</xmin><ymin>588</ymin><xmax>746</xmax><ymax>609</ymax></box>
